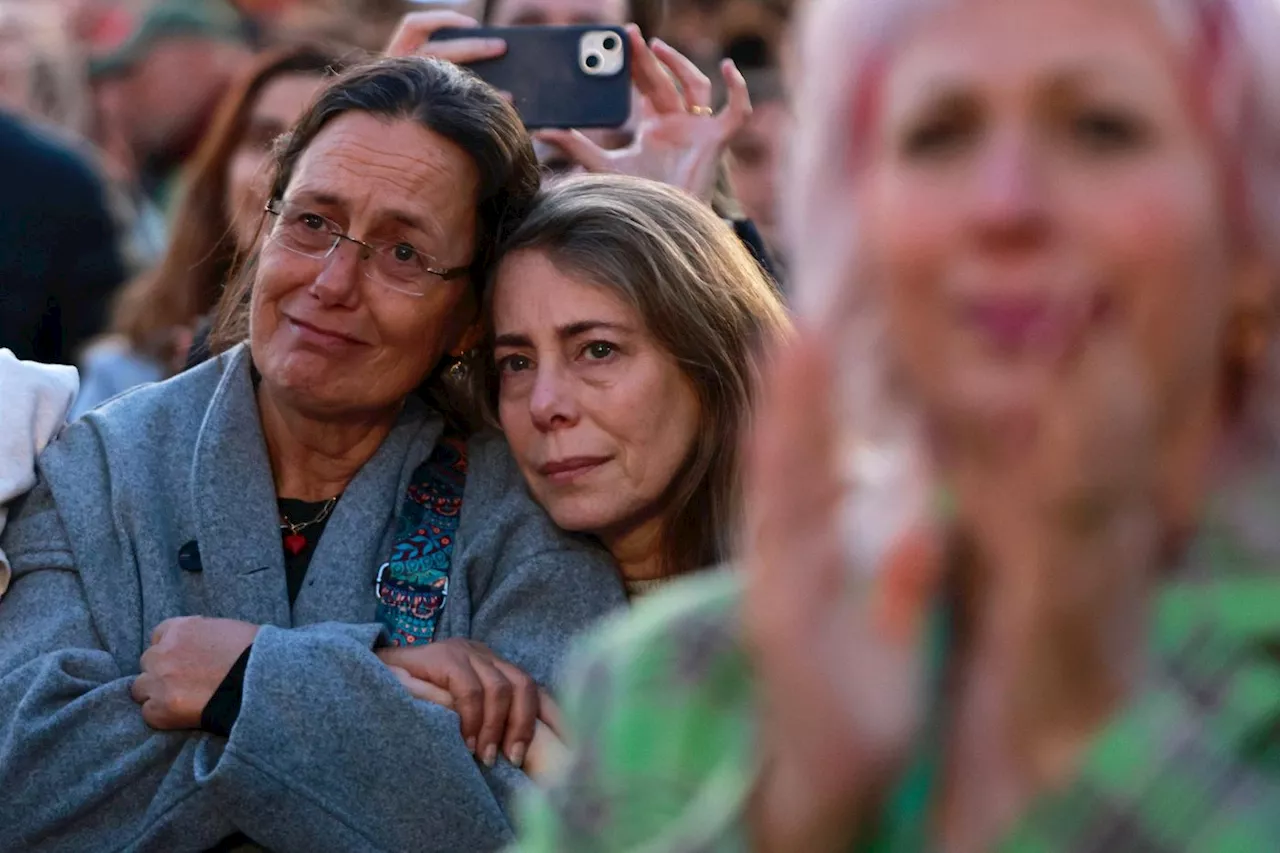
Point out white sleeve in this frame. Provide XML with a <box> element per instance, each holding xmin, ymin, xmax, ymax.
<box><xmin>0</xmin><ymin>348</ymin><xmax>79</xmax><ymax>596</ymax></box>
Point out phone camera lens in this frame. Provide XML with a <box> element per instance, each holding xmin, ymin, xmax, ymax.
<box><xmin>585</xmin><ymin>53</ymin><xmax>601</xmax><ymax>69</ymax></box>
<box><xmin>603</xmin><ymin>36</ymin><xmax>618</xmax><ymax>51</ymax></box>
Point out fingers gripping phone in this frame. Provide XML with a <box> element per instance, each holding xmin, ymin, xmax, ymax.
<box><xmin>432</xmin><ymin>25</ymin><xmax>632</xmax><ymax>129</ymax></box>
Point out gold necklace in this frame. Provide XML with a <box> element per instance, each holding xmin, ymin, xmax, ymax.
<box><xmin>280</xmin><ymin>496</ymin><xmax>338</xmax><ymax>555</ymax></box>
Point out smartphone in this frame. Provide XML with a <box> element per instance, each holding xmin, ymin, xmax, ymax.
<box><xmin>431</xmin><ymin>25</ymin><xmax>632</xmax><ymax>129</ymax></box>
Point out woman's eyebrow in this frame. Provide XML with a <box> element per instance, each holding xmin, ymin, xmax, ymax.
<box><xmin>557</xmin><ymin>320</ymin><xmax>630</xmax><ymax>340</ymax></box>
<box><xmin>492</xmin><ymin>321</ymin><xmax>630</xmax><ymax>350</ymax></box>
<box><xmin>493</xmin><ymin>332</ymin><xmax>534</xmax><ymax>349</ymax></box>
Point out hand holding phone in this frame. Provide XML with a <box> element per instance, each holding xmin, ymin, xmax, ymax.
<box><xmin>431</xmin><ymin>23</ymin><xmax>633</xmax><ymax>129</ymax></box>
<box><xmin>535</xmin><ymin>26</ymin><xmax>753</xmax><ymax>202</ymax></box>
<box><xmin>385</xmin><ymin>10</ymin><xmax>508</xmax><ymax>66</ymax></box>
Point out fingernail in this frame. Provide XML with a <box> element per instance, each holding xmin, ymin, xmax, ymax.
<box><xmin>482</xmin><ymin>744</ymin><xmax>498</xmax><ymax>767</ymax></box>
<box><xmin>487</xmin><ymin>39</ymin><xmax>506</xmax><ymax>49</ymax></box>
<box><xmin>509</xmin><ymin>743</ymin><xmax>527</xmax><ymax>768</ymax></box>
<box><xmin>465</xmin><ymin>737</ymin><xmax>477</xmax><ymax>753</ymax></box>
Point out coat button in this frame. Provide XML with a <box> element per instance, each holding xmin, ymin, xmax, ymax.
<box><xmin>178</xmin><ymin>541</ymin><xmax>202</xmax><ymax>573</ymax></box>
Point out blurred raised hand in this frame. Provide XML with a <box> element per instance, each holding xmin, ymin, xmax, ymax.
<box><xmin>742</xmin><ymin>332</ymin><xmax>944</xmax><ymax>853</ymax></box>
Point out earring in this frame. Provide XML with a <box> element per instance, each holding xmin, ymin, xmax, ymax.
<box><xmin>448</xmin><ymin>357</ymin><xmax>469</xmax><ymax>382</ymax></box>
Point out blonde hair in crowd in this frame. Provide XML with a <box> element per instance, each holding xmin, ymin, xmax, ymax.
<box><xmin>787</xmin><ymin>0</ymin><xmax>1280</xmax><ymax>410</ymax></box>
<box><xmin>782</xmin><ymin>0</ymin><xmax>1280</xmax><ymax>568</ymax></box>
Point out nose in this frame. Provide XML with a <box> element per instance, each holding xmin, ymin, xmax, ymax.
<box><xmin>308</xmin><ymin>239</ymin><xmax>364</xmax><ymax>308</ymax></box>
<box><xmin>528</xmin><ymin>361</ymin><xmax>579</xmax><ymax>432</ymax></box>
<box><xmin>968</xmin><ymin>128</ymin><xmax>1051</xmax><ymax>251</ymax></box>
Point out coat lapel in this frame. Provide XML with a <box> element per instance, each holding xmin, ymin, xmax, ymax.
<box><xmin>189</xmin><ymin>346</ymin><xmax>291</xmax><ymax>628</ymax></box>
<box><xmin>292</xmin><ymin>401</ymin><xmax>439</xmax><ymax>626</ymax></box>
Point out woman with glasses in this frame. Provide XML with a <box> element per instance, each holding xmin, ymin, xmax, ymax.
<box><xmin>0</xmin><ymin>57</ymin><xmax>625</xmax><ymax>852</ymax></box>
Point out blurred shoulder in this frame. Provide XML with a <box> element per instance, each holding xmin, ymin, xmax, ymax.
<box><xmin>516</xmin><ymin>568</ymin><xmax>756</xmax><ymax>852</ymax></box>
<box><xmin>571</xmin><ymin>567</ymin><xmax>746</xmax><ymax>684</ymax></box>
<box><xmin>0</xmin><ymin>114</ymin><xmax>105</xmax><ymax>194</ymax></box>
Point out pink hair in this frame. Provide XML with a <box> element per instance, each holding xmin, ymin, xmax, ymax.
<box><xmin>783</xmin><ymin>0</ymin><xmax>1280</xmax><ymax>551</ymax></box>
<box><xmin>788</xmin><ymin>0</ymin><xmax>1280</xmax><ymax>293</ymax></box>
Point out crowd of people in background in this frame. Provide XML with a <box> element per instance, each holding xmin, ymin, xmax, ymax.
<box><xmin>3</xmin><ymin>0</ymin><xmax>1280</xmax><ymax>851</ymax></box>
<box><xmin>0</xmin><ymin>0</ymin><xmax>792</xmax><ymax>371</ymax></box>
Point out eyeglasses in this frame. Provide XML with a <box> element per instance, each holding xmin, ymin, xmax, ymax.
<box><xmin>263</xmin><ymin>198</ymin><xmax>470</xmax><ymax>297</ymax></box>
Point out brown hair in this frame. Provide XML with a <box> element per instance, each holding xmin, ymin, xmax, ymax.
<box><xmin>209</xmin><ymin>55</ymin><xmax>541</xmax><ymax>412</ymax></box>
<box><xmin>483</xmin><ymin>174</ymin><xmax>792</xmax><ymax>576</ymax></box>
<box><xmin>109</xmin><ymin>43</ymin><xmax>349</xmax><ymax>366</ymax></box>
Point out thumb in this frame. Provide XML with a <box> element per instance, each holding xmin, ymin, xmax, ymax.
<box><xmin>533</xmin><ymin>129</ymin><xmax>611</xmax><ymax>173</ymax></box>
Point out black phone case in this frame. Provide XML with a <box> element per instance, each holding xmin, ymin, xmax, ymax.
<box><xmin>432</xmin><ymin>25</ymin><xmax>631</xmax><ymax>129</ymax></box>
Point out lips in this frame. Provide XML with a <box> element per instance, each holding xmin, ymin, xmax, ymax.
<box><xmin>958</xmin><ymin>292</ymin><xmax>1109</xmax><ymax>354</ymax></box>
<box><xmin>285</xmin><ymin>315</ymin><xmax>368</xmax><ymax>348</ymax></box>
<box><xmin>537</xmin><ymin>456</ymin><xmax>611</xmax><ymax>484</ymax></box>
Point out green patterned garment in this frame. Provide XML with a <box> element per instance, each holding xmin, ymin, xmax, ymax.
<box><xmin>512</xmin><ymin>458</ymin><xmax>1280</xmax><ymax>853</ymax></box>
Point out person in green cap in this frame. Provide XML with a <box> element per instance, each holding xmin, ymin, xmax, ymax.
<box><xmin>90</xmin><ymin>0</ymin><xmax>253</xmax><ymax>219</ymax></box>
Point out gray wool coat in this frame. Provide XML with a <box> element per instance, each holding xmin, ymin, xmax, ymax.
<box><xmin>0</xmin><ymin>345</ymin><xmax>627</xmax><ymax>853</ymax></box>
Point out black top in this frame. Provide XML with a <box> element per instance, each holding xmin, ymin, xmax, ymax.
<box><xmin>277</xmin><ymin>497</ymin><xmax>335</xmax><ymax>605</ymax></box>
<box><xmin>0</xmin><ymin>113</ymin><xmax>126</xmax><ymax>362</ymax></box>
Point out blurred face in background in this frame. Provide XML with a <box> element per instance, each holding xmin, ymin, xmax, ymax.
<box><xmin>107</xmin><ymin>36</ymin><xmax>252</xmax><ymax>165</ymax></box>
<box><xmin>487</xmin><ymin>0</ymin><xmax>629</xmax><ymax>27</ymax></box>
<box><xmin>0</xmin><ymin>4</ymin><xmax>76</xmax><ymax>123</ymax></box>
<box><xmin>728</xmin><ymin>95</ymin><xmax>788</xmax><ymax>256</ymax></box>
<box><xmin>861</xmin><ymin>0</ymin><xmax>1259</xmax><ymax>441</ymax></box>
<box><xmin>226</xmin><ymin>71</ymin><xmax>328</xmax><ymax>251</ymax></box>
<box><xmin>0</xmin><ymin>20</ymin><xmax>35</xmax><ymax>117</ymax></box>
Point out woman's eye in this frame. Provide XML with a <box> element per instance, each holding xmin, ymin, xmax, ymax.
<box><xmin>392</xmin><ymin>243</ymin><xmax>420</xmax><ymax>264</ymax></box>
<box><xmin>1071</xmin><ymin>109</ymin><xmax>1147</xmax><ymax>152</ymax></box>
<box><xmin>901</xmin><ymin>113</ymin><xmax>975</xmax><ymax>159</ymax></box>
<box><xmin>498</xmin><ymin>354</ymin><xmax>533</xmax><ymax>374</ymax></box>
<box><xmin>583</xmin><ymin>341</ymin><xmax>616</xmax><ymax>361</ymax></box>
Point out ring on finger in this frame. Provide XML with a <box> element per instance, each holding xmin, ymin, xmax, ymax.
<box><xmin>689</xmin><ymin>105</ymin><xmax>714</xmax><ymax>117</ymax></box>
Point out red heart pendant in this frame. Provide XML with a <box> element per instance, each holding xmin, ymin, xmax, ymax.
<box><xmin>284</xmin><ymin>533</ymin><xmax>307</xmax><ymax>555</ymax></box>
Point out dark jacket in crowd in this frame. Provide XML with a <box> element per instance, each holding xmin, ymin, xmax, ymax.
<box><xmin>0</xmin><ymin>113</ymin><xmax>126</xmax><ymax>364</ymax></box>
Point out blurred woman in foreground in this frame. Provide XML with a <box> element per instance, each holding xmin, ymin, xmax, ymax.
<box><xmin>512</xmin><ymin>0</ymin><xmax>1280</xmax><ymax>850</ymax></box>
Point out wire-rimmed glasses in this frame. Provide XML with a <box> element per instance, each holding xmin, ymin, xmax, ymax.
<box><xmin>263</xmin><ymin>198</ymin><xmax>469</xmax><ymax>297</ymax></box>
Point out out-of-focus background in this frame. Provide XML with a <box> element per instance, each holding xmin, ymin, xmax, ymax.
<box><xmin>0</xmin><ymin>0</ymin><xmax>794</xmax><ymax>374</ymax></box>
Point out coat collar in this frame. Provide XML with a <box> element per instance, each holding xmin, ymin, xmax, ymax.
<box><xmin>188</xmin><ymin>345</ymin><xmax>439</xmax><ymax>627</ymax></box>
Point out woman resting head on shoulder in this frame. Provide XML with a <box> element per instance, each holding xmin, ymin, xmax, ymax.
<box><xmin>511</xmin><ymin>0</ymin><xmax>1280</xmax><ymax>851</ymax></box>
<box><xmin>0</xmin><ymin>56</ymin><xmax>628</xmax><ymax>853</ymax></box>
<box><xmin>482</xmin><ymin>174</ymin><xmax>791</xmax><ymax>594</ymax></box>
